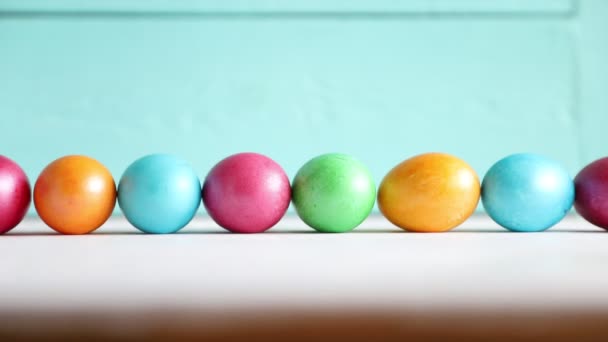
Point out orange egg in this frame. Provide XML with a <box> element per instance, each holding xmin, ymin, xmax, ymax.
<box><xmin>34</xmin><ymin>155</ymin><xmax>116</xmax><ymax>234</ymax></box>
<box><xmin>378</xmin><ymin>153</ymin><xmax>480</xmax><ymax>232</ymax></box>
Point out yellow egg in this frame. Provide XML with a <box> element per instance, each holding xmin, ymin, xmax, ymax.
<box><xmin>378</xmin><ymin>153</ymin><xmax>480</xmax><ymax>232</ymax></box>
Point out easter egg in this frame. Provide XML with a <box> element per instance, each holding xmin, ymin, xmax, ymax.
<box><xmin>0</xmin><ymin>155</ymin><xmax>31</xmax><ymax>234</ymax></box>
<box><xmin>292</xmin><ymin>153</ymin><xmax>376</xmax><ymax>233</ymax></box>
<box><xmin>378</xmin><ymin>152</ymin><xmax>480</xmax><ymax>232</ymax></box>
<box><xmin>203</xmin><ymin>152</ymin><xmax>291</xmax><ymax>233</ymax></box>
<box><xmin>482</xmin><ymin>153</ymin><xmax>574</xmax><ymax>232</ymax></box>
<box><xmin>574</xmin><ymin>157</ymin><xmax>608</xmax><ymax>230</ymax></box>
<box><xmin>34</xmin><ymin>155</ymin><xmax>116</xmax><ymax>234</ymax></box>
<box><xmin>118</xmin><ymin>154</ymin><xmax>201</xmax><ymax>234</ymax></box>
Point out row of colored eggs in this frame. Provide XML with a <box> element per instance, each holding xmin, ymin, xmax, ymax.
<box><xmin>0</xmin><ymin>152</ymin><xmax>607</xmax><ymax>234</ymax></box>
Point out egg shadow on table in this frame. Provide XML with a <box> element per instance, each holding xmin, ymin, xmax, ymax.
<box><xmin>261</xmin><ymin>228</ymin><xmax>404</xmax><ymax>234</ymax></box>
<box><xmin>6</xmin><ymin>227</ymin><xmax>605</xmax><ymax>236</ymax></box>
<box><xmin>4</xmin><ymin>229</ymin><xmax>142</xmax><ymax>236</ymax></box>
<box><xmin>452</xmin><ymin>228</ymin><xmax>606</xmax><ymax>233</ymax></box>
<box><xmin>4</xmin><ymin>231</ymin><xmax>61</xmax><ymax>237</ymax></box>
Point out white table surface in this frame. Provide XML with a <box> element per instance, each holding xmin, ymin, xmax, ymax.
<box><xmin>1</xmin><ymin>213</ymin><xmax>607</xmax><ymax>315</ymax></box>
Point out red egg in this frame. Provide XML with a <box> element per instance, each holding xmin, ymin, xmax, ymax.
<box><xmin>574</xmin><ymin>157</ymin><xmax>608</xmax><ymax>230</ymax></box>
<box><xmin>0</xmin><ymin>155</ymin><xmax>31</xmax><ymax>233</ymax></box>
<box><xmin>203</xmin><ymin>153</ymin><xmax>291</xmax><ymax>233</ymax></box>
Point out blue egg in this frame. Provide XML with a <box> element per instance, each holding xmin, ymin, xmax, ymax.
<box><xmin>118</xmin><ymin>154</ymin><xmax>201</xmax><ymax>234</ymax></box>
<box><xmin>481</xmin><ymin>153</ymin><xmax>574</xmax><ymax>232</ymax></box>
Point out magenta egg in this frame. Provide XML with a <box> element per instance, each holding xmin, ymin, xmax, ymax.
<box><xmin>0</xmin><ymin>155</ymin><xmax>31</xmax><ymax>233</ymax></box>
<box><xmin>574</xmin><ymin>157</ymin><xmax>608</xmax><ymax>230</ymax></box>
<box><xmin>202</xmin><ymin>153</ymin><xmax>291</xmax><ymax>233</ymax></box>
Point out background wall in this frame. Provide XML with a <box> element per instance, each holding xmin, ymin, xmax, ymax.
<box><xmin>0</xmin><ymin>0</ymin><xmax>606</xmax><ymax>210</ymax></box>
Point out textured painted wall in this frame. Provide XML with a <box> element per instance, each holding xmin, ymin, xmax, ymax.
<box><xmin>0</xmin><ymin>0</ymin><xmax>606</xmax><ymax>203</ymax></box>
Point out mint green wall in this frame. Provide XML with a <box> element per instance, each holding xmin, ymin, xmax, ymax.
<box><xmin>0</xmin><ymin>1</ymin><xmax>606</xmax><ymax>200</ymax></box>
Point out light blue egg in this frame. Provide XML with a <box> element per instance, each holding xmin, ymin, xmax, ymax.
<box><xmin>481</xmin><ymin>153</ymin><xmax>574</xmax><ymax>232</ymax></box>
<box><xmin>118</xmin><ymin>154</ymin><xmax>201</xmax><ymax>234</ymax></box>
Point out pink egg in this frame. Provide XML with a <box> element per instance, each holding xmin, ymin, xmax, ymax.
<box><xmin>202</xmin><ymin>153</ymin><xmax>291</xmax><ymax>233</ymax></box>
<box><xmin>0</xmin><ymin>155</ymin><xmax>31</xmax><ymax>234</ymax></box>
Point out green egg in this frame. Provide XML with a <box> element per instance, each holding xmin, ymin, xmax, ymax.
<box><xmin>292</xmin><ymin>153</ymin><xmax>376</xmax><ymax>233</ymax></box>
